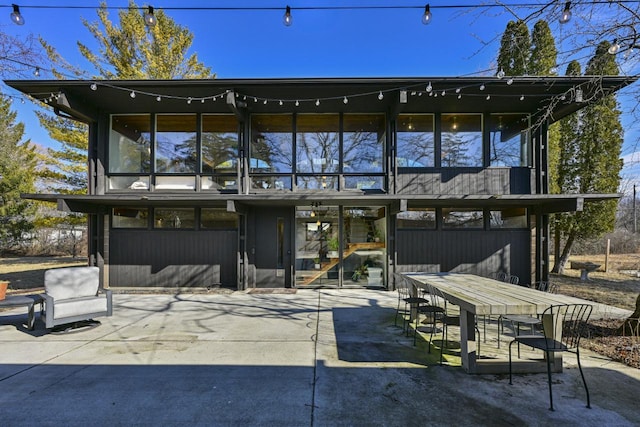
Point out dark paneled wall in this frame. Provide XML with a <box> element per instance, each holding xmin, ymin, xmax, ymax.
<box><xmin>396</xmin><ymin>229</ymin><xmax>530</xmax><ymax>284</ymax></box>
<box><xmin>397</xmin><ymin>168</ymin><xmax>531</xmax><ymax>195</ymax></box>
<box><xmin>109</xmin><ymin>230</ymin><xmax>237</xmax><ymax>287</ymax></box>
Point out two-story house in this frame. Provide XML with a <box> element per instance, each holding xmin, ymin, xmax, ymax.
<box><xmin>6</xmin><ymin>77</ymin><xmax>635</xmax><ymax>290</ymax></box>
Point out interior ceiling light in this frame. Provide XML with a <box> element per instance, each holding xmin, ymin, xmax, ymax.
<box><xmin>559</xmin><ymin>2</ymin><xmax>571</xmax><ymax>24</ymax></box>
<box><xmin>10</xmin><ymin>4</ymin><xmax>24</xmax><ymax>25</ymax></box>
<box><xmin>421</xmin><ymin>4</ymin><xmax>432</xmax><ymax>25</ymax></box>
<box><xmin>144</xmin><ymin>6</ymin><xmax>157</xmax><ymax>27</ymax></box>
<box><xmin>283</xmin><ymin>5</ymin><xmax>292</xmax><ymax>26</ymax></box>
<box><xmin>608</xmin><ymin>39</ymin><xmax>620</xmax><ymax>55</ymax></box>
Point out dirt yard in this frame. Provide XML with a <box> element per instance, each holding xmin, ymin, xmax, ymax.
<box><xmin>1</xmin><ymin>255</ymin><xmax>639</xmax><ymax>368</ymax></box>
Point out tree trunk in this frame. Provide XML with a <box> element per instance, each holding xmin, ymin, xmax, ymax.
<box><xmin>616</xmin><ymin>293</ymin><xmax>640</xmax><ymax>336</ymax></box>
<box><xmin>551</xmin><ymin>226</ymin><xmax>561</xmax><ymax>273</ymax></box>
<box><xmin>552</xmin><ymin>230</ymin><xmax>575</xmax><ymax>274</ymax></box>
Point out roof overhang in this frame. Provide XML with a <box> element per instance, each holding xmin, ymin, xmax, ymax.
<box><xmin>5</xmin><ymin>76</ymin><xmax>637</xmax><ymax>124</ymax></box>
<box><xmin>22</xmin><ymin>192</ymin><xmax>619</xmax><ymax>215</ymax></box>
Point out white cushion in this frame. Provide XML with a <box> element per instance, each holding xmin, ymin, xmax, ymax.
<box><xmin>45</xmin><ymin>266</ymin><xmax>99</xmax><ymax>300</ymax></box>
<box><xmin>53</xmin><ymin>295</ymin><xmax>107</xmax><ymax>319</ymax></box>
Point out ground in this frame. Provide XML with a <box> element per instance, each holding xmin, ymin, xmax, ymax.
<box><xmin>1</xmin><ymin>254</ymin><xmax>639</xmax><ymax>368</ymax></box>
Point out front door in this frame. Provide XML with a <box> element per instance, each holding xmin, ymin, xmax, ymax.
<box><xmin>253</xmin><ymin>207</ymin><xmax>292</xmax><ymax>288</ymax></box>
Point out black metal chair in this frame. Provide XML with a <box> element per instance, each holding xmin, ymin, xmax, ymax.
<box><xmin>508</xmin><ymin>304</ymin><xmax>593</xmax><ymax>411</ymax></box>
<box><xmin>536</xmin><ymin>281</ymin><xmax>558</xmax><ymax>293</ymax></box>
<box><xmin>393</xmin><ymin>273</ymin><xmax>428</xmax><ymax>335</ymax></box>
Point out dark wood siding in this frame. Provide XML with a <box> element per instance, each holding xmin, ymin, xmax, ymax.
<box><xmin>396</xmin><ymin>229</ymin><xmax>530</xmax><ymax>284</ymax></box>
<box><xmin>109</xmin><ymin>230</ymin><xmax>237</xmax><ymax>287</ymax></box>
<box><xmin>397</xmin><ymin>168</ymin><xmax>531</xmax><ymax>195</ymax></box>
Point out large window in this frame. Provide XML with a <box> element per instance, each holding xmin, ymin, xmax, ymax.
<box><xmin>154</xmin><ymin>208</ymin><xmax>195</xmax><ymax>229</ymax></box>
<box><xmin>296</xmin><ymin>114</ymin><xmax>339</xmax><ymax>174</ymax></box>
<box><xmin>442</xmin><ymin>208</ymin><xmax>483</xmax><ymax>229</ymax></box>
<box><xmin>441</xmin><ymin>114</ymin><xmax>483</xmax><ymax>167</ymax></box>
<box><xmin>343</xmin><ymin>114</ymin><xmax>385</xmax><ymax>173</ymax></box>
<box><xmin>109</xmin><ymin>115</ymin><xmax>151</xmax><ymax>174</ymax></box>
<box><xmin>397</xmin><ymin>114</ymin><xmax>434</xmax><ymax>167</ymax></box>
<box><xmin>112</xmin><ymin>208</ymin><xmax>148</xmax><ymax>228</ymax></box>
<box><xmin>397</xmin><ymin>208</ymin><xmax>436</xmax><ymax>229</ymax></box>
<box><xmin>202</xmin><ymin>114</ymin><xmax>238</xmax><ymax>174</ymax></box>
<box><xmin>155</xmin><ymin>114</ymin><xmax>197</xmax><ymax>173</ymax></box>
<box><xmin>250</xmin><ymin>114</ymin><xmax>293</xmax><ymax>173</ymax></box>
<box><xmin>490</xmin><ymin>208</ymin><xmax>528</xmax><ymax>228</ymax></box>
<box><xmin>489</xmin><ymin>114</ymin><xmax>530</xmax><ymax>167</ymax></box>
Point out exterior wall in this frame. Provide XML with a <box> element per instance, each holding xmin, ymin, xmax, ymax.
<box><xmin>396</xmin><ymin>168</ymin><xmax>531</xmax><ymax>195</ymax></box>
<box><xmin>395</xmin><ymin>229</ymin><xmax>531</xmax><ymax>283</ymax></box>
<box><xmin>108</xmin><ymin>229</ymin><xmax>237</xmax><ymax>287</ymax></box>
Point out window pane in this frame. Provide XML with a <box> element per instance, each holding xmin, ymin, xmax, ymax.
<box><xmin>155</xmin><ymin>114</ymin><xmax>197</xmax><ymax>173</ymax></box>
<box><xmin>202</xmin><ymin>176</ymin><xmax>238</xmax><ymax>191</ymax></box>
<box><xmin>397</xmin><ymin>208</ymin><xmax>436</xmax><ymax>229</ymax></box>
<box><xmin>296</xmin><ymin>114</ymin><xmax>339</xmax><ymax>173</ymax></box>
<box><xmin>490</xmin><ymin>208</ymin><xmax>527</xmax><ymax>228</ymax></box>
<box><xmin>251</xmin><ymin>114</ymin><xmax>293</xmax><ymax>173</ymax></box>
<box><xmin>108</xmin><ymin>176</ymin><xmax>149</xmax><ymax>190</ymax></box>
<box><xmin>154</xmin><ymin>208</ymin><xmax>195</xmax><ymax>229</ymax></box>
<box><xmin>112</xmin><ymin>208</ymin><xmax>148</xmax><ymax>228</ymax></box>
<box><xmin>296</xmin><ymin>176</ymin><xmax>338</xmax><ymax>190</ymax></box>
<box><xmin>109</xmin><ymin>115</ymin><xmax>151</xmax><ymax>173</ymax></box>
<box><xmin>489</xmin><ymin>114</ymin><xmax>530</xmax><ymax>167</ymax></box>
<box><xmin>441</xmin><ymin>114</ymin><xmax>483</xmax><ymax>167</ymax></box>
<box><xmin>343</xmin><ymin>114</ymin><xmax>385</xmax><ymax>173</ymax></box>
<box><xmin>397</xmin><ymin>114</ymin><xmax>434</xmax><ymax>167</ymax></box>
<box><xmin>202</xmin><ymin>115</ymin><xmax>238</xmax><ymax>173</ymax></box>
<box><xmin>201</xmin><ymin>208</ymin><xmax>238</xmax><ymax>229</ymax></box>
<box><xmin>343</xmin><ymin>176</ymin><xmax>384</xmax><ymax>190</ymax></box>
<box><xmin>251</xmin><ymin>175</ymin><xmax>292</xmax><ymax>190</ymax></box>
<box><xmin>442</xmin><ymin>209</ymin><xmax>483</xmax><ymax>228</ymax></box>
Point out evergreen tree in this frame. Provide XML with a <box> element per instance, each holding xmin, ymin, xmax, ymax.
<box><xmin>551</xmin><ymin>43</ymin><xmax>623</xmax><ymax>272</ymax></box>
<box><xmin>497</xmin><ymin>20</ymin><xmax>531</xmax><ymax>75</ymax></box>
<box><xmin>529</xmin><ymin>21</ymin><xmax>557</xmax><ymax>76</ymax></box>
<box><xmin>39</xmin><ymin>0</ymin><xmax>214</xmax><ymax>194</ymax></box>
<box><xmin>0</xmin><ymin>95</ymin><xmax>37</xmax><ymax>253</ymax></box>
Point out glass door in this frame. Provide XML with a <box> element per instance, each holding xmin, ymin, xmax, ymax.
<box><xmin>343</xmin><ymin>206</ymin><xmax>386</xmax><ymax>287</ymax></box>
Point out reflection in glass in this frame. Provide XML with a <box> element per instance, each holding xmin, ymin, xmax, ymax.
<box><xmin>251</xmin><ymin>114</ymin><xmax>293</xmax><ymax>173</ymax></box>
<box><xmin>202</xmin><ymin>114</ymin><xmax>238</xmax><ymax>173</ymax></box>
<box><xmin>154</xmin><ymin>208</ymin><xmax>195</xmax><ymax>229</ymax></box>
<box><xmin>343</xmin><ymin>114</ymin><xmax>385</xmax><ymax>173</ymax></box>
<box><xmin>397</xmin><ymin>208</ymin><xmax>436</xmax><ymax>229</ymax></box>
<box><xmin>296</xmin><ymin>114</ymin><xmax>339</xmax><ymax>173</ymax></box>
<box><xmin>155</xmin><ymin>114</ymin><xmax>197</xmax><ymax>173</ymax></box>
<box><xmin>490</xmin><ymin>208</ymin><xmax>527</xmax><ymax>228</ymax></box>
<box><xmin>251</xmin><ymin>175</ymin><xmax>292</xmax><ymax>190</ymax></box>
<box><xmin>489</xmin><ymin>114</ymin><xmax>530</xmax><ymax>167</ymax></box>
<box><xmin>296</xmin><ymin>175</ymin><xmax>338</xmax><ymax>190</ymax></box>
<box><xmin>201</xmin><ymin>208</ymin><xmax>238</xmax><ymax>229</ymax></box>
<box><xmin>112</xmin><ymin>208</ymin><xmax>148</xmax><ymax>228</ymax></box>
<box><xmin>343</xmin><ymin>207</ymin><xmax>386</xmax><ymax>286</ymax></box>
<box><xmin>109</xmin><ymin>115</ymin><xmax>151</xmax><ymax>173</ymax></box>
<box><xmin>397</xmin><ymin>114</ymin><xmax>434</xmax><ymax>167</ymax></box>
<box><xmin>295</xmin><ymin>206</ymin><xmax>339</xmax><ymax>287</ymax></box>
<box><xmin>441</xmin><ymin>114</ymin><xmax>483</xmax><ymax>167</ymax></box>
<box><xmin>343</xmin><ymin>176</ymin><xmax>383</xmax><ymax>190</ymax></box>
<box><xmin>442</xmin><ymin>209</ymin><xmax>483</xmax><ymax>228</ymax></box>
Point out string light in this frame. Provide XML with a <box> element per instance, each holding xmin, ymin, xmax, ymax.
<box><xmin>479</xmin><ymin>84</ymin><xmax>485</xmax><ymax>91</ymax></box>
<box><xmin>378</xmin><ymin>91</ymin><xmax>384</xmax><ymax>100</ymax></box>
<box><xmin>421</xmin><ymin>4</ymin><xmax>432</xmax><ymax>25</ymax></box>
<box><xmin>608</xmin><ymin>39</ymin><xmax>620</xmax><ymax>55</ymax></box>
<box><xmin>144</xmin><ymin>6</ymin><xmax>156</xmax><ymax>27</ymax></box>
<box><xmin>426</xmin><ymin>82</ymin><xmax>432</xmax><ymax>93</ymax></box>
<box><xmin>559</xmin><ymin>2</ymin><xmax>571</xmax><ymax>24</ymax></box>
<box><xmin>90</xmin><ymin>83</ymin><xmax>98</xmax><ymax>90</ymax></box>
<box><xmin>315</xmin><ymin>99</ymin><xmax>320</xmax><ymax>106</ymax></box>
<box><xmin>130</xmin><ymin>91</ymin><xmax>136</xmax><ymax>98</ymax></box>
<box><xmin>507</xmin><ymin>78</ymin><xmax>514</xmax><ymax>85</ymax></box>
<box><xmin>496</xmin><ymin>68</ymin><xmax>505</xmax><ymax>79</ymax></box>
<box><xmin>343</xmin><ymin>96</ymin><xmax>348</xmax><ymax>104</ymax></box>
<box><xmin>156</xmin><ymin>96</ymin><xmax>161</xmax><ymax>101</ymax></box>
<box><xmin>33</xmin><ymin>67</ymin><xmax>40</xmax><ymax>77</ymax></box>
<box><xmin>283</xmin><ymin>5</ymin><xmax>292</xmax><ymax>26</ymax></box>
<box><xmin>10</xmin><ymin>4</ymin><xmax>24</xmax><ymax>25</ymax></box>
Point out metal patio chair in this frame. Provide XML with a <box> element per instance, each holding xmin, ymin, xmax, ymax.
<box><xmin>508</xmin><ymin>303</ymin><xmax>593</xmax><ymax>411</ymax></box>
<box><xmin>393</xmin><ymin>273</ymin><xmax>428</xmax><ymax>335</ymax></box>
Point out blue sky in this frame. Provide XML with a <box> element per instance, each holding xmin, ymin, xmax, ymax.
<box><xmin>2</xmin><ymin>1</ymin><xmax>639</xmax><ymax>189</ymax></box>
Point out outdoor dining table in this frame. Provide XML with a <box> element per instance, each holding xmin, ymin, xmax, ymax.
<box><xmin>402</xmin><ymin>272</ymin><xmax>585</xmax><ymax>374</ymax></box>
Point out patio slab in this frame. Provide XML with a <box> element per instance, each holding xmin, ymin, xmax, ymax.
<box><xmin>0</xmin><ymin>289</ymin><xmax>638</xmax><ymax>426</ymax></box>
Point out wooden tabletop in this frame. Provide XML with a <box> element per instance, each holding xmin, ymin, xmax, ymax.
<box><xmin>403</xmin><ymin>273</ymin><xmax>587</xmax><ymax>316</ymax></box>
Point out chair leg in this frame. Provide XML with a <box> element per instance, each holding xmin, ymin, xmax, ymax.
<box><xmin>576</xmin><ymin>348</ymin><xmax>591</xmax><ymax>409</ymax></box>
<box><xmin>546</xmin><ymin>350</ymin><xmax>554</xmax><ymax>411</ymax></box>
<box><xmin>508</xmin><ymin>340</ymin><xmax>515</xmax><ymax>385</ymax></box>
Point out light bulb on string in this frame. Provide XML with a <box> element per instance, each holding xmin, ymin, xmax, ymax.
<box><xmin>343</xmin><ymin>96</ymin><xmax>348</xmax><ymax>104</ymax></box>
<box><xmin>90</xmin><ymin>83</ymin><xmax>98</xmax><ymax>91</ymax></box>
<box><xmin>279</xmin><ymin>100</ymin><xmax>283</xmax><ymax>106</ymax></box>
<box><xmin>283</xmin><ymin>6</ymin><xmax>292</xmax><ymax>26</ymax></box>
<box><xmin>295</xmin><ymin>100</ymin><xmax>299</xmax><ymax>107</ymax></box>
<box><xmin>144</xmin><ymin>6</ymin><xmax>157</xmax><ymax>27</ymax></box>
<box><xmin>421</xmin><ymin>4</ymin><xmax>432</xmax><ymax>25</ymax></box>
<box><xmin>129</xmin><ymin>91</ymin><xmax>136</xmax><ymax>98</ymax></box>
<box><xmin>479</xmin><ymin>84</ymin><xmax>485</xmax><ymax>91</ymax></box>
<box><xmin>496</xmin><ymin>68</ymin><xmax>505</xmax><ymax>79</ymax></box>
<box><xmin>520</xmin><ymin>95</ymin><xmax>525</xmax><ymax>101</ymax></box>
<box><xmin>507</xmin><ymin>78</ymin><xmax>514</xmax><ymax>85</ymax></box>
<box><xmin>559</xmin><ymin>2</ymin><xmax>571</xmax><ymax>24</ymax></box>
<box><xmin>608</xmin><ymin>39</ymin><xmax>620</xmax><ymax>55</ymax></box>
<box><xmin>187</xmin><ymin>97</ymin><xmax>192</xmax><ymax>104</ymax></box>
<box><xmin>378</xmin><ymin>91</ymin><xmax>384</xmax><ymax>100</ymax></box>
<box><xmin>10</xmin><ymin>4</ymin><xmax>24</xmax><ymax>25</ymax></box>
<box><xmin>201</xmin><ymin>99</ymin><xmax>205</xmax><ymax>104</ymax></box>
<box><xmin>156</xmin><ymin>96</ymin><xmax>162</xmax><ymax>102</ymax></box>
<box><xmin>315</xmin><ymin>99</ymin><xmax>320</xmax><ymax>106</ymax></box>
<box><xmin>426</xmin><ymin>82</ymin><xmax>432</xmax><ymax>93</ymax></box>
<box><xmin>33</xmin><ymin>67</ymin><xmax>40</xmax><ymax>77</ymax></box>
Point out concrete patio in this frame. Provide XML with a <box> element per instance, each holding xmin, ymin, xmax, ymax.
<box><xmin>0</xmin><ymin>288</ymin><xmax>638</xmax><ymax>426</ymax></box>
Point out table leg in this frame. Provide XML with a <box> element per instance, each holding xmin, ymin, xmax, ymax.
<box><xmin>27</xmin><ymin>302</ymin><xmax>35</xmax><ymax>330</ymax></box>
<box><xmin>459</xmin><ymin>309</ymin><xmax>477</xmax><ymax>373</ymax></box>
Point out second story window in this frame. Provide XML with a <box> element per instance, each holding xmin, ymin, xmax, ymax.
<box><xmin>397</xmin><ymin>114</ymin><xmax>434</xmax><ymax>167</ymax></box>
<box><xmin>489</xmin><ymin>114</ymin><xmax>530</xmax><ymax>167</ymax></box>
<box><xmin>441</xmin><ymin>114</ymin><xmax>483</xmax><ymax>167</ymax></box>
<box><xmin>155</xmin><ymin>114</ymin><xmax>197</xmax><ymax>173</ymax></box>
<box><xmin>296</xmin><ymin>114</ymin><xmax>339</xmax><ymax>174</ymax></box>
